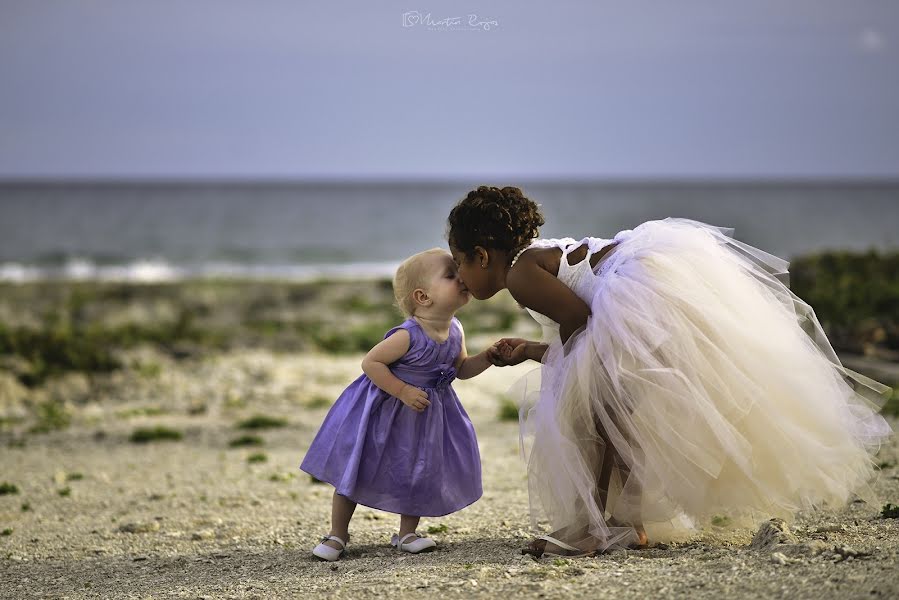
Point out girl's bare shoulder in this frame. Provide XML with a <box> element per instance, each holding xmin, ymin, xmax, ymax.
<box><xmin>514</xmin><ymin>246</ymin><xmax>563</xmax><ymax>278</ymax></box>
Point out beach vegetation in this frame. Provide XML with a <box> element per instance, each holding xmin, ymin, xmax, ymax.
<box><xmin>237</xmin><ymin>415</ymin><xmax>288</xmax><ymax>430</ymax></box>
<box><xmin>305</xmin><ymin>395</ymin><xmax>332</xmax><ymax>409</ymax></box>
<box><xmin>115</xmin><ymin>406</ymin><xmax>168</xmax><ymax>419</ymax></box>
<box><xmin>498</xmin><ymin>397</ymin><xmax>519</xmax><ymax>422</ymax></box>
<box><xmin>129</xmin><ymin>426</ymin><xmax>183</xmax><ymax>443</ymax></box>
<box><xmin>29</xmin><ymin>400</ymin><xmax>72</xmax><ymax>433</ymax></box>
<box><xmin>229</xmin><ymin>434</ymin><xmax>264</xmax><ymax>447</ymax></box>
<box><xmin>247</xmin><ymin>452</ymin><xmax>268</xmax><ymax>463</ymax></box>
<box><xmin>791</xmin><ymin>250</ymin><xmax>899</xmax><ymax>358</ymax></box>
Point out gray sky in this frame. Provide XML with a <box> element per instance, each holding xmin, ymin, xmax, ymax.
<box><xmin>1</xmin><ymin>1</ymin><xmax>897</xmax><ymax>179</ymax></box>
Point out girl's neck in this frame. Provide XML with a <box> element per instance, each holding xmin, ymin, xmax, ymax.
<box><xmin>491</xmin><ymin>248</ymin><xmax>514</xmax><ymax>293</ymax></box>
<box><xmin>412</xmin><ymin>312</ymin><xmax>454</xmax><ymax>336</ymax></box>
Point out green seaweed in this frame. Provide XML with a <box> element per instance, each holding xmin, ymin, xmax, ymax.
<box><xmin>229</xmin><ymin>435</ymin><xmax>264</xmax><ymax>447</ymax></box>
<box><xmin>29</xmin><ymin>401</ymin><xmax>71</xmax><ymax>433</ymax></box>
<box><xmin>497</xmin><ymin>398</ymin><xmax>519</xmax><ymax>422</ymax></box>
<box><xmin>246</xmin><ymin>452</ymin><xmax>268</xmax><ymax>463</ymax></box>
<box><xmin>129</xmin><ymin>426</ymin><xmax>183</xmax><ymax>443</ymax></box>
<box><xmin>237</xmin><ymin>415</ymin><xmax>288</xmax><ymax>430</ymax></box>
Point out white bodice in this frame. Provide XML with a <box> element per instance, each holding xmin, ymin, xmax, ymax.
<box><xmin>514</xmin><ymin>236</ymin><xmax>617</xmax><ymax>341</ymax></box>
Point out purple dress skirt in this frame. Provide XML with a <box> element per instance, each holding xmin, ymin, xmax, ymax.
<box><xmin>300</xmin><ymin>317</ymin><xmax>482</xmax><ymax>517</ymax></box>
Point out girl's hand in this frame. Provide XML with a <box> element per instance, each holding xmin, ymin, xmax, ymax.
<box><xmin>398</xmin><ymin>384</ymin><xmax>430</xmax><ymax>412</ymax></box>
<box><xmin>503</xmin><ymin>342</ymin><xmax>531</xmax><ymax>366</ymax></box>
<box><xmin>487</xmin><ymin>343</ymin><xmax>508</xmax><ymax>366</ymax></box>
<box><xmin>489</xmin><ymin>338</ymin><xmax>533</xmax><ymax>366</ymax></box>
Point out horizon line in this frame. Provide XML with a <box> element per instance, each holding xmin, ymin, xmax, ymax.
<box><xmin>2</xmin><ymin>174</ymin><xmax>899</xmax><ymax>186</ymax></box>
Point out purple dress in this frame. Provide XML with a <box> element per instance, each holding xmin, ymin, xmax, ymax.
<box><xmin>300</xmin><ymin>317</ymin><xmax>482</xmax><ymax>517</ymax></box>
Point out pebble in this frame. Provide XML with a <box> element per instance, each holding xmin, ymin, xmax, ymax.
<box><xmin>771</xmin><ymin>552</ymin><xmax>789</xmax><ymax>565</ymax></box>
<box><xmin>118</xmin><ymin>521</ymin><xmax>160</xmax><ymax>534</ymax></box>
<box><xmin>750</xmin><ymin>518</ymin><xmax>798</xmax><ymax>550</ymax></box>
<box><xmin>800</xmin><ymin>540</ymin><xmax>831</xmax><ymax>555</ymax></box>
<box><xmin>192</xmin><ymin>529</ymin><xmax>215</xmax><ymax>540</ymax></box>
<box><xmin>834</xmin><ymin>545</ymin><xmax>871</xmax><ymax>560</ymax></box>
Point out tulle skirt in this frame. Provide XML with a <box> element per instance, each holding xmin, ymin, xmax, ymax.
<box><xmin>512</xmin><ymin>218</ymin><xmax>893</xmax><ymax>551</ymax></box>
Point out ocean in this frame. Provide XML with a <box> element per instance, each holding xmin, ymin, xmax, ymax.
<box><xmin>1</xmin><ymin>180</ymin><xmax>897</xmax><ymax>282</ymax></box>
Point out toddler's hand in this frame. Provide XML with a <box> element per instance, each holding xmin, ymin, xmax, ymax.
<box><xmin>487</xmin><ymin>343</ymin><xmax>508</xmax><ymax>366</ymax></box>
<box><xmin>398</xmin><ymin>384</ymin><xmax>430</xmax><ymax>412</ymax></box>
<box><xmin>490</xmin><ymin>338</ymin><xmax>531</xmax><ymax>366</ymax></box>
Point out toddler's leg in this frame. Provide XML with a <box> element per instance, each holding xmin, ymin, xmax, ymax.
<box><xmin>392</xmin><ymin>514</ymin><xmax>437</xmax><ymax>553</ymax></box>
<box><xmin>323</xmin><ymin>490</ymin><xmax>357</xmax><ymax>551</ymax></box>
<box><xmin>399</xmin><ymin>514</ymin><xmax>420</xmax><ymax>538</ymax></box>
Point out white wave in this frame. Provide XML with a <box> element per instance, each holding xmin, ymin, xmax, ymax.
<box><xmin>0</xmin><ymin>262</ymin><xmax>42</xmax><ymax>283</ymax></box>
<box><xmin>63</xmin><ymin>258</ymin><xmax>99</xmax><ymax>280</ymax></box>
<box><xmin>0</xmin><ymin>259</ymin><xmax>400</xmax><ymax>283</ymax></box>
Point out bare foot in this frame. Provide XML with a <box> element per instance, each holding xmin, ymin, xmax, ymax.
<box><xmin>607</xmin><ymin>518</ymin><xmax>648</xmax><ymax>549</ymax></box>
<box><xmin>521</xmin><ymin>537</ymin><xmax>546</xmax><ymax>558</ymax></box>
<box><xmin>633</xmin><ymin>526</ymin><xmax>648</xmax><ymax>548</ymax></box>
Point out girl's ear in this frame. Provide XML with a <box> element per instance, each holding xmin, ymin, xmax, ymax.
<box><xmin>474</xmin><ymin>246</ymin><xmax>489</xmax><ymax>268</ymax></box>
<box><xmin>412</xmin><ymin>288</ymin><xmax>431</xmax><ymax>308</ymax></box>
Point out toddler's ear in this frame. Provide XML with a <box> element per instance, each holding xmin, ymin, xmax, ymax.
<box><xmin>412</xmin><ymin>288</ymin><xmax>431</xmax><ymax>308</ymax></box>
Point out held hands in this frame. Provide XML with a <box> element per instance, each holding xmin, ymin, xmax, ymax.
<box><xmin>487</xmin><ymin>338</ymin><xmax>533</xmax><ymax>367</ymax></box>
<box><xmin>398</xmin><ymin>384</ymin><xmax>430</xmax><ymax>412</ymax></box>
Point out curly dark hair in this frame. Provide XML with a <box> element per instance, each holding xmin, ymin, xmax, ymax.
<box><xmin>447</xmin><ymin>186</ymin><xmax>545</xmax><ymax>257</ymax></box>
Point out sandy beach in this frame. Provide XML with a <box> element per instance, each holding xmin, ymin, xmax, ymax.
<box><xmin>1</xmin><ymin>280</ymin><xmax>898</xmax><ymax>599</ymax></box>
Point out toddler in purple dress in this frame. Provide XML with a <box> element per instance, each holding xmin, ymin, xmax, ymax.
<box><xmin>300</xmin><ymin>248</ymin><xmax>498</xmax><ymax>561</ymax></box>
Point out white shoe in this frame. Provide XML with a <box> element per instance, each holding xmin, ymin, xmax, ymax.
<box><xmin>312</xmin><ymin>535</ymin><xmax>347</xmax><ymax>561</ymax></box>
<box><xmin>391</xmin><ymin>532</ymin><xmax>437</xmax><ymax>554</ymax></box>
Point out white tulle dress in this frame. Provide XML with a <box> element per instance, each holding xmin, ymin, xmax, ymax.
<box><xmin>510</xmin><ymin>218</ymin><xmax>893</xmax><ymax>551</ymax></box>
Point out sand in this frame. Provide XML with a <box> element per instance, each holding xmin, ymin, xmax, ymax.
<box><xmin>1</xmin><ymin>347</ymin><xmax>898</xmax><ymax>599</ymax></box>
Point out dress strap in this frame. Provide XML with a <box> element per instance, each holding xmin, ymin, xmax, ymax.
<box><xmin>383</xmin><ymin>318</ymin><xmax>416</xmax><ymax>341</ymax></box>
<box><xmin>511</xmin><ymin>238</ymin><xmax>578</xmax><ymax>268</ymax></box>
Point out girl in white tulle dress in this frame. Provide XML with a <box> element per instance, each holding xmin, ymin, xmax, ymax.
<box><xmin>451</xmin><ymin>186</ymin><xmax>893</xmax><ymax>558</ymax></box>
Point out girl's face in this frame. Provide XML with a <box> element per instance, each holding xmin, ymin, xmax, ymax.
<box><xmin>424</xmin><ymin>253</ymin><xmax>470</xmax><ymax>311</ymax></box>
<box><xmin>449</xmin><ymin>245</ymin><xmax>494</xmax><ymax>300</ymax></box>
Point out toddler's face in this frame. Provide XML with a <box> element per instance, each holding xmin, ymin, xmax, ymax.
<box><xmin>423</xmin><ymin>253</ymin><xmax>470</xmax><ymax>311</ymax></box>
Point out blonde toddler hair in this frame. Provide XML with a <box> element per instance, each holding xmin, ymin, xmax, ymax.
<box><xmin>393</xmin><ymin>248</ymin><xmax>449</xmax><ymax>317</ymax></box>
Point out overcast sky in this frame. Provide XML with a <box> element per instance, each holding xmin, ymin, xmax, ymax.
<box><xmin>1</xmin><ymin>1</ymin><xmax>897</xmax><ymax>179</ymax></box>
